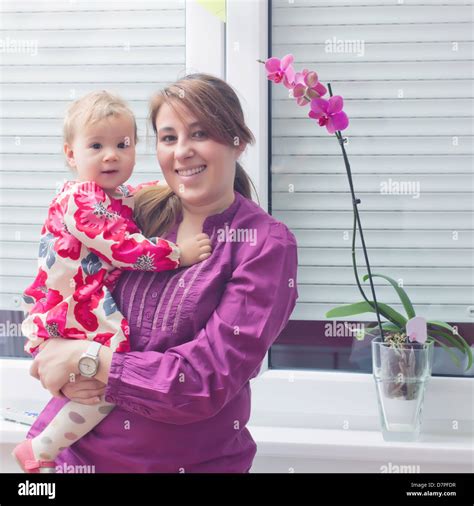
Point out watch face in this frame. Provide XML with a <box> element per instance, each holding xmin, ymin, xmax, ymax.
<box><xmin>79</xmin><ymin>357</ymin><xmax>96</xmax><ymax>376</ymax></box>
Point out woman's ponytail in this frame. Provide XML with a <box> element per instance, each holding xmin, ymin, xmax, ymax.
<box><xmin>133</xmin><ymin>185</ymin><xmax>181</xmax><ymax>239</ymax></box>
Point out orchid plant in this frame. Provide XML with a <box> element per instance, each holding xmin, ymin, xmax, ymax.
<box><xmin>263</xmin><ymin>54</ymin><xmax>472</xmax><ymax>371</ymax></box>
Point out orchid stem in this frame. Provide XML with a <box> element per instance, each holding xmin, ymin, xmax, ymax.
<box><xmin>327</xmin><ymin>83</ymin><xmax>384</xmax><ymax>341</ymax></box>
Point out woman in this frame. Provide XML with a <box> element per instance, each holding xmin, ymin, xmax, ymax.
<box><xmin>27</xmin><ymin>74</ymin><xmax>298</xmax><ymax>473</ymax></box>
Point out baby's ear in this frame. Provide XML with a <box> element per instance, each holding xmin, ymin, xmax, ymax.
<box><xmin>63</xmin><ymin>143</ymin><xmax>76</xmax><ymax>168</ymax></box>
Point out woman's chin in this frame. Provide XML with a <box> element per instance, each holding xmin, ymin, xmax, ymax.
<box><xmin>178</xmin><ymin>189</ymin><xmax>209</xmax><ymax>206</ymax></box>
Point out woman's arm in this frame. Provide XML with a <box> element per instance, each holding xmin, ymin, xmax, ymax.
<box><xmin>30</xmin><ymin>338</ymin><xmax>113</xmax><ymax>398</ymax></box>
<box><xmin>94</xmin><ymin>345</ymin><xmax>113</xmax><ymax>384</ymax></box>
<box><xmin>103</xmin><ymin>222</ymin><xmax>299</xmax><ymax>424</ymax></box>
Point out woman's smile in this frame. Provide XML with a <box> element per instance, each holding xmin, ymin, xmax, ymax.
<box><xmin>175</xmin><ymin>164</ymin><xmax>207</xmax><ymax>179</ymax></box>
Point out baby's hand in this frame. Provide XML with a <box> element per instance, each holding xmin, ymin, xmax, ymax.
<box><xmin>178</xmin><ymin>233</ymin><xmax>212</xmax><ymax>267</ymax></box>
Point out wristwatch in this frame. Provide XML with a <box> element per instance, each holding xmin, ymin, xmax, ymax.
<box><xmin>78</xmin><ymin>341</ymin><xmax>101</xmax><ymax>378</ymax></box>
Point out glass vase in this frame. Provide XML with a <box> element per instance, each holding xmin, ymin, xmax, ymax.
<box><xmin>371</xmin><ymin>336</ymin><xmax>434</xmax><ymax>442</ymax></box>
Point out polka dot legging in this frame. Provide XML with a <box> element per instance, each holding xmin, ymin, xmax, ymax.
<box><xmin>31</xmin><ymin>397</ymin><xmax>115</xmax><ymax>463</ymax></box>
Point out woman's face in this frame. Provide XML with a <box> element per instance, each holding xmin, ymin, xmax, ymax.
<box><xmin>154</xmin><ymin>102</ymin><xmax>244</xmax><ymax>208</ymax></box>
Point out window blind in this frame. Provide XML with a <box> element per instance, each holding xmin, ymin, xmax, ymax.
<box><xmin>0</xmin><ymin>0</ymin><xmax>185</xmax><ymax>312</ymax></box>
<box><xmin>271</xmin><ymin>0</ymin><xmax>474</xmax><ymax>324</ymax></box>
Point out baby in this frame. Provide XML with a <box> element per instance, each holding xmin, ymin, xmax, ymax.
<box><xmin>12</xmin><ymin>91</ymin><xmax>212</xmax><ymax>473</ymax></box>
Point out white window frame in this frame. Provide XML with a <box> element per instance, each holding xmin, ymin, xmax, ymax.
<box><xmin>1</xmin><ymin>1</ymin><xmax>471</xmax><ymax>469</ymax></box>
<box><xmin>224</xmin><ymin>0</ymin><xmax>473</xmax><ymax>439</ymax></box>
<box><xmin>185</xmin><ymin>0</ymin><xmax>225</xmax><ymax>77</ymax></box>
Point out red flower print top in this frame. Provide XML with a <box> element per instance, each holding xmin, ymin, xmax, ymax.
<box><xmin>21</xmin><ymin>180</ymin><xmax>180</xmax><ymax>354</ymax></box>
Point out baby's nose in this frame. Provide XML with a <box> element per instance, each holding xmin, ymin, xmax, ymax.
<box><xmin>103</xmin><ymin>149</ymin><xmax>118</xmax><ymax>161</ymax></box>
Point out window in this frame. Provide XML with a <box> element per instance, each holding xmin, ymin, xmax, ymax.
<box><xmin>268</xmin><ymin>0</ymin><xmax>474</xmax><ymax>376</ymax></box>
<box><xmin>0</xmin><ymin>0</ymin><xmax>186</xmax><ymax>358</ymax></box>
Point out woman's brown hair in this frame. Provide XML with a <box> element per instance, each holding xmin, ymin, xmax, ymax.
<box><xmin>134</xmin><ymin>74</ymin><xmax>256</xmax><ymax>238</ymax></box>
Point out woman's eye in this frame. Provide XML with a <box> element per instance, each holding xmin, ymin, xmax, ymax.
<box><xmin>90</xmin><ymin>143</ymin><xmax>101</xmax><ymax>149</ymax></box>
<box><xmin>160</xmin><ymin>132</ymin><xmax>206</xmax><ymax>143</ymax></box>
<box><xmin>161</xmin><ymin>135</ymin><xmax>176</xmax><ymax>143</ymax></box>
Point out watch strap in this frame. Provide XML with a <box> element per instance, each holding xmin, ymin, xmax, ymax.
<box><xmin>85</xmin><ymin>341</ymin><xmax>102</xmax><ymax>359</ymax></box>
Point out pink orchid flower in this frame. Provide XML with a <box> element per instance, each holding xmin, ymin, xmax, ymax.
<box><xmin>406</xmin><ymin>316</ymin><xmax>428</xmax><ymax>344</ymax></box>
<box><xmin>292</xmin><ymin>69</ymin><xmax>327</xmax><ymax>106</ymax></box>
<box><xmin>309</xmin><ymin>96</ymin><xmax>349</xmax><ymax>134</ymax></box>
<box><xmin>265</xmin><ymin>54</ymin><xmax>296</xmax><ymax>89</ymax></box>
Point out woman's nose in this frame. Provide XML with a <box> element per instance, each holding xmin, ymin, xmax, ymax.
<box><xmin>174</xmin><ymin>139</ymin><xmax>194</xmax><ymax>161</ymax></box>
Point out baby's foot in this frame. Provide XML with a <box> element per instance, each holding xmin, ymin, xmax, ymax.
<box><xmin>12</xmin><ymin>439</ymin><xmax>56</xmax><ymax>473</ymax></box>
<box><xmin>178</xmin><ymin>233</ymin><xmax>212</xmax><ymax>267</ymax></box>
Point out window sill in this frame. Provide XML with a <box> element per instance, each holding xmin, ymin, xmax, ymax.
<box><xmin>1</xmin><ymin>359</ymin><xmax>472</xmax><ymax>473</ymax></box>
<box><xmin>246</xmin><ymin>425</ymin><xmax>473</xmax><ymax>473</ymax></box>
<box><xmin>250</xmin><ymin>368</ymin><xmax>473</xmax><ymax>429</ymax></box>
<box><xmin>247</xmin><ymin>369</ymin><xmax>472</xmax><ymax>472</ymax></box>
<box><xmin>0</xmin><ymin>419</ymin><xmax>471</xmax><ymax>473</ymax></box>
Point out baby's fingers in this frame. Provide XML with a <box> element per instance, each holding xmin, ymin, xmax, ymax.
<box><xmin>199</xmin><ymin>252</ymin><xmax>212</xmax><ymax>260</ymax></box>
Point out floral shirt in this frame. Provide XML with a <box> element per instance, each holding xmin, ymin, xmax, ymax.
<box><xmin>21</xmin><ymin>180</ymin><xmax>180</xmax><ymax>355</ymax></box>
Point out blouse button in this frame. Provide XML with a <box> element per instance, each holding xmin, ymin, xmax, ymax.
<box><xmin>145</xmin><ymin>311</ymin><xmax>151</xmax><ymax>320</ymax></box>
<box><xmin>151</xmin><ymin>292</ymin><xmax>158</xmax><ymax>299</ymax></box>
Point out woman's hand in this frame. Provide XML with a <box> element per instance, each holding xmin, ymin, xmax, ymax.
<box><xmin>61</xmin><ymin>375</ymin><xmax>107</xmax><ymax>405</ymax></box>
<box><xmin>30</xmin><ymin>338</ymin><xmax>88</xmax><ymax>398</ymax></box>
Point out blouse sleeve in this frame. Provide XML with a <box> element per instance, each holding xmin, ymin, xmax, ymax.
<box><xmin>104</xmin><ymin>221</ymin><xmax>299</xmax><ymax>424</ymax></box>
<box><xmin>63</xmin><ymin>181</ymin><xmax>180</xmax><ymax>271</ymax></box>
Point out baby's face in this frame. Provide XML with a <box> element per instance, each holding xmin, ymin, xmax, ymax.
<box><xmin>64</xmin><ymin>114</ymin><xmax>136</xmax><ymax>197</ymax></box>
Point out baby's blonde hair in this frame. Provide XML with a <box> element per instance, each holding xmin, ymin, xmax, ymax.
<box><xmin>63</xmin><ymin>90</ymin><xmax>138</xmax><ymax>144</ymax></box>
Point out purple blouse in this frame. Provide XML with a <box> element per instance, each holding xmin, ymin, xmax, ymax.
<box><xmin>27</xmin><ymin>191</ymin><xmax>298</xmax><ymax>473</ymax></box>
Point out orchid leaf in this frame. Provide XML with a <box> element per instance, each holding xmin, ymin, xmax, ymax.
<box><xmin>431</xmin><ymin>330</ymin><xmax>472</xmax><ymax>371</ymax></box>
<box><xmin>428</xmin><ymin>320</ymin><xmax>468</xmax><ymax>346</ymax></box>
<box><xmin>428</xmin><ymin>323</ymin><xmax>472</xmax><ymax>371</ymax></box>
<box><xmin>326</xmin><ymin>302</ymin><xmax>374</xmax><ymax>318</ymax></box>
<box><xmin>366</xmin><ymin>322</ymin><xmax>403</xmax><ymax>334</ymax></box>
<box><xmin>326</xmin><ymin>301</ymin><xmax>407</xmax><ymax>328</ymax></box>
<box><xmin>362</xmin><ymin>273</ymin><xmax>416</xmax><ymax>319</ymax></box>
<box><xmin>429</xmin><ymin>329</ymin><xmax>465</xmax><ymax>352</ymax></box>
<box><xmin>428</xmin><ymin>334</ymin><xmax>462</xmax><ymax>369</ymax></box>
<box><xmin>361</xmin><ymin>322</ymin><xmax>403</xmax><ymax>341</ymax></box>
<box><xmin>381</xmin><ymin>323</ymin><xmax>404</xmax><ymax>333</ymax></box>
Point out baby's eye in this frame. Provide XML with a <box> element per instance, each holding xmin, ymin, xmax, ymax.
<box><xmin>90</xmin><ymin>143</ymin><xmax>101</xmax><ymax>149</ymax></box>
<box><xmin>117</xmin><ymin>142</ymin><xmax>127</xmax><ymax>149</ymax></box>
